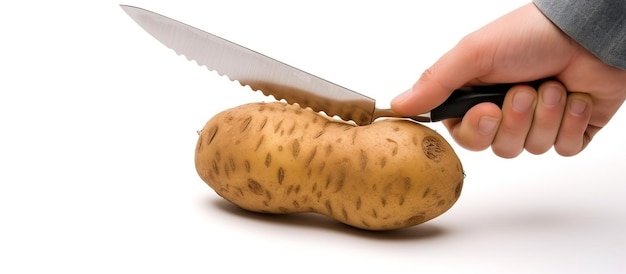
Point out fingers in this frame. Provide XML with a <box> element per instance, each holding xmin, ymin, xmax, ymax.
<box><xmin>391</xmin><ymin>60</ymin><xmax>480</xmax><ymax>117</ymax></box>
<box><xmin>442</xmin><ymin>103</ymin><xmax>502</xmax><ymax>152</ymax></box>
<box><xmin>491</xmin><ymin>85</ymin><xmax>538</xmax><ymax>158</ymax></box>
<box><xmin>391</xmin><ymin>3</ymin><xmax>563</xmax><ymax>118</ymax></box>
<box><xmin>391</xmin><ymin>33</ymin><xmax>491</xmax><ymax>116</ymax></box>
<box><xmin>443</xmin><ymin>84</ymin><xmax>539</xmax><ymax>157</ymax></box>
<box><xmin>554</xmin><ymin>93</ymin><xmax>593</xmax><ymax>156</ymax></box>
<box><xmin>443</xmin><ymin>81</ymin><xmax>594</xmax><ymax>158</ymax></box>
<box><xmin>525</xmin><ymin>81</ymin><xmax>567</xmax><ymax>154</ymax></box>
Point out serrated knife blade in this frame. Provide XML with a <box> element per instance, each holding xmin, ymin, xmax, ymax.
<box><xmin>121</xmin><ymin>5</ymin><xmax>538</xmax><ymax>125</ymax></box>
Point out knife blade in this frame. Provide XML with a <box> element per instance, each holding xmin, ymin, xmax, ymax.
<box><xmin>121</xmin><ymin>5</ymin><xmax>538</xmax><ymax>126</ymax></box>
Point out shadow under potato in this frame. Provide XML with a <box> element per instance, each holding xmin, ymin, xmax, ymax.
<box><xmin>209</xmin><ymin>197</ymin><xmax>448</xmax><ymax>241</ymax></box>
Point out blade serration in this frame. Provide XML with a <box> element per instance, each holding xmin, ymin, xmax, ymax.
<box><xmin>121</xmin><ymin>5</ymin><xmax>376</xmax><ymax>125</ymax></box>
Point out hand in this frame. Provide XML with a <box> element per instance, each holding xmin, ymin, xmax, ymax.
<box><xmin>391</xmin><ymin>3</ymin><xmax>626</xmax><ymax>158</ymax></box>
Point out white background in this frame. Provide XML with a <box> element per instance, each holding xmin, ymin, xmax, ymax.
<box><xmin>1</xmin><ymin>1</ymin><xmax>625</xmax><ymax>273</ymax></box>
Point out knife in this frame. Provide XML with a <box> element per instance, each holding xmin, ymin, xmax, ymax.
<box><xmin>121</xmin><ymin>5</ymin><xmax>539</xmax><ymax>126</ymax></box>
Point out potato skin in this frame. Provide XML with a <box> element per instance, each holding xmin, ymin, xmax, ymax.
<box><xmin>195</xmin><ymin>102</ymin><xmax>464</xmax><ymax>230</ymax></box>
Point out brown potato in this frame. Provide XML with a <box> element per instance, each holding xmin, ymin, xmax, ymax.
<box><xmin>195</xmin><ymin>102</ymin><xmax>464</xmax><ymax>230</ymax></box>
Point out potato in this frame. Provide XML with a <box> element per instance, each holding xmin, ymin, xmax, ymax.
<box><xmin>195</xmin><ymin>102</ymin><xmax>464</xmax><ymax>230</ymax></box>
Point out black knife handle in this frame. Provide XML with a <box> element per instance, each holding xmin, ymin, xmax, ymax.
<box><xmin>429</xmin><ymin>80</ymin><xmax>543</xmax><ymax>122</ymax></box>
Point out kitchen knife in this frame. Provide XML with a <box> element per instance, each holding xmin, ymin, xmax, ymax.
<box><xmin>121</xmin><ymin>5</ymin><xmax>538</xmax><ymax>126</ymax></box>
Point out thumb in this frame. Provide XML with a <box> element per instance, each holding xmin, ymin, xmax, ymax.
<box><xmin>391</xmin><ymin>39</ymin><xmax>489</xmax><ymax>116</ymax></box>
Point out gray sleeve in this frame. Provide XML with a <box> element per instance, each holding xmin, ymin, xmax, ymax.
<box><xmin>533</xmin><ymin>0</ymin><xmax>626</xmax><ymax>69</ymax></box>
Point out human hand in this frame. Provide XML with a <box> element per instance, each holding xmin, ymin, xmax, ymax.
<box><xmin>391</xmin><ymin>3</ymin><xmax>626</xmax><ymax>158</ymax></box>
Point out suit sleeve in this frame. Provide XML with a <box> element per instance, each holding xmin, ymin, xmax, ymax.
<box><xmin>533</xmin><ymin>0</ymin><xmax>626</xmax><ymax>69</ymax></box>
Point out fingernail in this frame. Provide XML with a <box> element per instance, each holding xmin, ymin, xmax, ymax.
<box><xmin>542</xmin><ymin>85</ymin><xmax>562</xmax><ymax>107</ymax></box>
<box><xmin>391</xmin><ymin>88</ymin><xmax>413</xmax><ymax>105</ymax></box>
<box><xmin>512</xmin><ymin>92</ymin><xmax>534</xmax><ymax>112</ymax></box>
<box><xmin>478</xmin><ymin>116</ymin><xmax>499</xmax><ymax>135</ymax></box>
<box><xmin>570</xmin><ymin>99</ymin><xmax>587</xmax><ymax>116</ymax></box>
